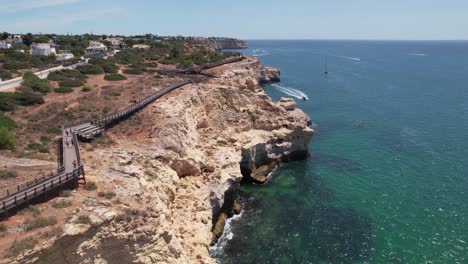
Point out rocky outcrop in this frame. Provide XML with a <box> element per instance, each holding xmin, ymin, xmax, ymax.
<box><xmin>192</xmin><ymin>38</ymin><xmax>247</xmax><ymax>50</ymax></box>
<box><xmin>10</xmin><ymin>57</ymin><xmax>313</xmax><ymax>264</ymax></box>
<box><xmin>259</xmin><ymin>66</ymin><xmax>281</xmax><ymax>83</ymax></box>
<box><xmin>278</xmin><ymin>97</ymin><xmax>297</xmax><ymax>111</ymax></box>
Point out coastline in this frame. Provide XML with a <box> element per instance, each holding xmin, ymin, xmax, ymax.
<box><xmin>4</xmin><ymin>56</ymin><xmax>313</xmax><ymax>263</ymax></box>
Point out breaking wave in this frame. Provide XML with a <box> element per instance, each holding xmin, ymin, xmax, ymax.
<box><xmin>271</xmin><ymin>84</ymin><xmax>308</xmax><ymax>100</ymax></box>
<box><xmin>252</xmin><ymin>49</ymin><xmax>270</xmax><ymax>57</ymax></box>
<box><xmin>209</xmin><ymin>212</ymin><xmax>243</xmax><ymax>256</ymax></box>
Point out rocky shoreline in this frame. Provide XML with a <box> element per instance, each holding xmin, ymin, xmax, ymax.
<box><xmin>5</xmin><ymin>56</ymin><xmax>313</xmax><ymax>264</ymax></box>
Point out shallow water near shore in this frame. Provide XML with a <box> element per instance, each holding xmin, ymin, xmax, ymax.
<box><xmin>214</xmin><ymin>40</ymin><xmax>468</xmax><ymax>263</ymax></box>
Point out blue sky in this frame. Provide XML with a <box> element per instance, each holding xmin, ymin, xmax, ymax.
<box><xmin>1</xmin><ymin>0</ymin><xmax>467</xmax><ymax>40</ymax></box>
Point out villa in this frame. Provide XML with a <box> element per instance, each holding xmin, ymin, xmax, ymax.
<box><xmin>30</xmin><ymin>43</ymin><xmax>56</xmax><ymax>56</ymax></box>
<box><xmin>56</xmin><ymin>52</ymin><xmax>74</xmax><ymax>61</ymax></box>
<box><xmin>85</xmin><ymin>41</ymin><xmax>107</xmax><ymax>54</ymax></box>
<box><xmin>0</xmin><ymin>41</ymin><xmax>11</xmax><ymax>49</ymax></box>
<box><xmin>132</xmin><ymin>44</ymin><xmax>150</xmax><ymax>50</ymax></box>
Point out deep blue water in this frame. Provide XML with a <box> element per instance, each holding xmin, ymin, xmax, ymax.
<box><xmin>214</xmin><ymin>40</ymin><xmax>468</xmax><ymax>263</ymax></box>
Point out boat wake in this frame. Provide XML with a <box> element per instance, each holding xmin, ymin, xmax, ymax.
<box><xmin>406</xmin><ymin>53</ymin><xmax>427</xmax><ymax>56</ymax></box>
<box><xmin>271</xmin><ymin>84</ymin><xmax>308</xmax><ymax>100</ymax></box>
<box><xmin>337</xmin><ymin>56</ymin><xmax>361</xmax><ymax>61</ymax></box>
<box><xmin>209</xmin><ymin>212</ymin><xmax>243</xmax><ymax>256</ymax></box>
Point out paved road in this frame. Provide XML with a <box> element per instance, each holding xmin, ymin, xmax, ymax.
<box><xmin>0</xmin><ymin>50</ymin><xmax>119</xmax><ymax>92</ymax></box>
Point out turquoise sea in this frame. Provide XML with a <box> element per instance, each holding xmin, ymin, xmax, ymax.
<box><xmin>214</xmin><ymin>40</ymin><xmax>468</xmax><ymax>263</ymax></box>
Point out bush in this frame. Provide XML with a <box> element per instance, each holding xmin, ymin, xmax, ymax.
<box><xmin>0</xmin><ymin>127</ymin><xmax>15</xmax><ymax>149</ymax></box>
<box><xmin>0</xmin><ymin>68</ymin><xmax>12</xmax><ymax>81</ymax></box>
<box><xmin>0</xmin><ymin>112</ymin><xmax>15</xmax><ymax>129</ymax></box>
<box><xmin>11</xmin><ymin>90</ymin><xmax>45</xmax><ymax>107</ymax></box>
<box><xmin>27</xmin><ymin>142</ymin><xmax>48</xmax><ymax>153</ymax></box>
<box><xmin>75</xmin><ymin>215</ymin><xmax>91</xmax><ymax>224</ymax></box>
<box><xmin>46</xmin><ymin>127</ymin><xmax>62</xmax><ymax>134</ymax></box>
<box><xmin>21</xmin><ymin>72</ymin><xmax>51</xmax><ymax>94</ymax></box>
<box><xmin>123</xmin><ymin>68</ymin><xmax>143</xmax><ymax>75</ymax></box>
<box><xmin>77</xmin><ymin>64</ymin><xmax>104</xmax><ymax>75</ymax></box>
<box><xmin>83</xmin><ymin>181</ymin><xmax>97</xmax><ymax>191</ymax></box>
<box><xmin>40</xmin><ymin>135</ymin><xmax>50</xmax><ymax>143</ymax></box>
<box><xmin>47</xmin><ymin>69</ymin><xmax>87</xmax><ymax>82</ymax></box>
<box><xmin>0</xmin><ymin>170</ymin><xmax>18</xmax><ymax>179</ymax></box>
<box><xmin>54</xmin><ymin>87</ymin><xmax>73</xmax><ymax>93</ymax></box>
<box><xmin>52</xmin><ymin>199</ymin><xmax>72</xmax><ymax>208</ymax></box>
<box><xmin>104</xmin><ymin>74</ymin><xmax>127</xmax><ymax>81</ymax></box>
<box><xmin>58</xmin><ymin>79</ymin><xmax>83</xmax><ymax>88</ymax></box>
<box><xmin>81</xmin><ymin>85</ymin><xmax>92</xmax><ymax>92</ymax></box>
<box><xmin>0</xmin><ymin>223</ymin><xmax>6</xmax><ymax>232</ymax></box>
<box><xmin>24</xmin><ymin>216</ymin><xmax>57</xmax><ymax>231</ymax></box>
<box><xmin>8</xmin><ymin>238</ymin><xmax>37</xmax><ymax>256</ymax></box>
<box><xmin>98</xmin><ymin>191</ymin><xmax>116</xmax><ymax>199</ymax></box>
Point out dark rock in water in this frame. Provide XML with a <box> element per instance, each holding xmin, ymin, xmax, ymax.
<box><xmin>249</xmin><ymin>161</ymin><xmax>279</xmax><ymax>184</ymax></box>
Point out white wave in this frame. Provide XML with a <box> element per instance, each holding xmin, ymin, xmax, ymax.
<box><xmin>209</xmin><ymin>211</ymin><xmax>243</xmax><ymax>255</ymax></box>
<box><xmin>252</xmin><ymin>49</ymin><xmax>270</xmax><ymax>57</ymax></box>
<box><xmin>271</xmin><ymin>84</ymin><xmax>308</xmax><ymax>100</ymax></box>
<box><xmin>406</xmin><ymin>53</ymin><xmax>427</xmax><ymax>56</ymax></box>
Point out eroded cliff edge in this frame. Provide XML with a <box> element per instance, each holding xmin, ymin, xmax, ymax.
<box><xmin>10</xmin><ymin>57</ymin><xmax>313</xmax><ymax>264</ymax></box>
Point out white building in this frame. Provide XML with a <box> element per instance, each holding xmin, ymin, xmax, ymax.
<box><xmin>57</xmin><ymin>53</ymin><xmax>74</xmax><ymax>61</ymax></box>
<box><xmin>106</xmin><ymin>37</ymin><xmax>123</xmax><ymax>48</ymax></box>
<box><xmin>132</xmin><ymin>44</ymin><xmax>150</xmax><ymax>50</ymax></box>
<box><xmin>31</xmin><ymin>43</ymin><xmax>56</xmax><ymax>56</ymax></box>
<box><xmin>85</xmin><ymin>41</ymin><xmax>107</xmax><ymax>54</ymax></box>
<box><xmin>0</xmin><ymin>41</ymin><xmax>11</xmax><ymax>49</ymax></box>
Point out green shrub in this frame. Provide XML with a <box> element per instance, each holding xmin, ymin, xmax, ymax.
<box><xmin>8</xmin><ymin>238</ymin><xmax>37</xmax><ymax>256</ymax></box>
<box><xmin>21</xmin><ymin>72</ymin><xmax>51</xmax><ymax>94</ymax></box>
<box><xmin>58</xmin><ymin>79</ymin><xmax>83</xmax><ymax>88</ymax></box>
<box><xmin>40</xmin><ymin>135</ymin><xmax>50</xmax><ymax>143</ymax></box>
<box><xmin>83</xmin><ymin>181</ymin><xmax>97</xmax><ymax>191</ymax></box>
<box><xmin>47</xmin><ymin>69</ymin><xmax>87</xmax><ymax>82</ymax></box>
<box><xmin>0</xmin><ymin>170</ymin><xmax>17</xmax><ymax>179</ymax></box>
<box><xmin>0</xmin><ymin>93</ymin><xmax>17</xmax><ymax>111</ymax></box>
<box><xmin>27</xmin><ymin>142</ymin><xmax>48</xmax><ymax>153</ymax></box>
<box><xmin>123</xmin><ymin>68</ymin><xmax>143</xmax><ymax>75</ymax></box>
<box><xmin>52</xmin><ymin>199</ymin><xmax>72</xmax><ymax>208</ymax></box>
<box><xmin>77</xmin><ymin>64</ymin><xmax>104</xmax><ymax>75</ymax></box>
<box><xmin>0</xmin><ymin>112</ymin><xmax>15</xmax><ymax>129</ymax></box>
<box><xmin>0</xmin><ymin>127</ymin><xmax>15</xmax><ymax>149</ymax></box>
<box><xmin>75</xmin><ymin>215</ymin><xmax>91</xmax><ymax>224</ymax></box>
<box><xmin>81</xmin><ymin>85</ymin><xmax>92</xmax><ymax>92</ymax></box>
<box><xmin>98</xmin><ymin>191</ymin><xmax>116</xmax><ymax>199</ymax></box>
<box><xmin>12</xmin><ymin>90</ymin><xmax>45</xmax><ymax>106</ymax></box>
<box><xmin>46</xmin><ymin>127</ymin><xmax>62</xmax><ymax>134</ymax></box>
<box><xmin>54</xmin><ymin>87</ymin><xmax>73</xmax><ymax>93</ymax></box>
<box><xmin>24</xmin><ymin>216</ymin><xmax>57</xmax><ymax>231</ymax></box>
<box><xmin>0</xmin><ymin>69</ymin><xmax>12</xmax><ymax>81</ymax></box>
<box><xmin>104</xmin><ymin>74</ymin><xmax>127</xmax><ymax>81</ymax></box>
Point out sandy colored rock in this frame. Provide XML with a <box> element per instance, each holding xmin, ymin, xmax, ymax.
<box><xmin>6</xmin><ymin>56</ymin><xmax>313</xmax><ymax>264</ymax></box>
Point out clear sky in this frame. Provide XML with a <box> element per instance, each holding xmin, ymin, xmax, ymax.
<box><xmin>1</xmin><ymin>0</ymin><xmax>467</xmax><ymax>40</ymax></box>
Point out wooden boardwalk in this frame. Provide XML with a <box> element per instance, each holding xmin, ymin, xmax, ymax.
<box><xmin>0</xmin><ymin>56</ymin><xmax>243</xmax><ymax>214</ymax></box>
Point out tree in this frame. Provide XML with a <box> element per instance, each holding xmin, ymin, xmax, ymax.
<box><xmin>0</xmin><ymin>126</ymin><xmax>15</xmax><ymax>150</ymax></box>
<box><xmin>23</xmin><ymin>33</ymin><xmax>33</xmax><ymax>46</ymax></box>
<box><xmin>0</xmin><ymin>32</ymin><xmax>9</xmax><ymax>40</ymax></box>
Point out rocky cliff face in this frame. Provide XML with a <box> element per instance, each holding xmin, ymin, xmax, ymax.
<box><xmin>193</xmin><ymin>38</ymin><xmax>247</xmax><ymax>50</ymax></box>
<box><xmin>10</xmin><ymin>57</ymin><xmax>312</xmax><ymax>264</ymax></box>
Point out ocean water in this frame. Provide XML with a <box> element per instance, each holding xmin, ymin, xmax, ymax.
<box><xmin>213</xmin><ymin>40</ymin><xmax>468</xmax><ymax>263</ymax></box>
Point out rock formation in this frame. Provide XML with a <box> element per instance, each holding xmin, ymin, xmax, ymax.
<box><xmin>7</xmin><ymin>57</ymin><xmax>313</xmax><ymax>264</ymax></box>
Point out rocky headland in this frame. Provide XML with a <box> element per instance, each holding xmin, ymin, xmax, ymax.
<box><xmin>6</xmin><ymin>57</ymin><xmax>313</xmax><ymax>263</ymax></box>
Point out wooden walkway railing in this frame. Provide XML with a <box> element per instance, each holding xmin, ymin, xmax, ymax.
<box><xmin>0</xmin><ymin>80</ymin><xmax>191</xmax><ymax>215</ymax></box>
<box><xmin>0</xmin><ymin>55</ymin><xmax>234</xmax><ymax>214</ymax></box>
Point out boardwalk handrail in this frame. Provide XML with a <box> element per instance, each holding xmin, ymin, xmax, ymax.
<box><xmin>0</xmin><ymin>166</ymin><xmax>84</xmax><ymax>213</ymax></box>
<box><xmin>0</xmin><ymin>171</ymin><xmax>58</xmax><ymax>200</ymax></box>
<box><xmin>1</xmin><ymin>79</ymin><xmax>191</xmax><ymax>214</ymax></box>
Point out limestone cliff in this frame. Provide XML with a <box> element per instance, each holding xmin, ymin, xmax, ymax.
<box><xmin>192</xmin><ymin>38</ymin><xmax>248</xmax><ymax>50</ymax></box>
<box><xmin>8</xmin><ymin>57</ymin><xmax>312</xmax><ymax>264</ymax></box>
